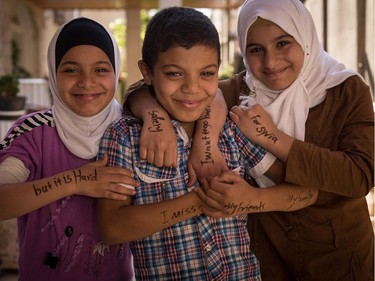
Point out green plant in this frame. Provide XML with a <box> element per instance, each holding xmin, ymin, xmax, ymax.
<box><xmin>0</xmin><ymin>74</ymin><xmax>19</xmax><ymax>97</ymax></box>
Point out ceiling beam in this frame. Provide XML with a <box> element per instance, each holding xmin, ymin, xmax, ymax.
<box><xmin>28</xmin><ymin>0</ymin><xmax>244</xmax><ymax>10</ymax></box>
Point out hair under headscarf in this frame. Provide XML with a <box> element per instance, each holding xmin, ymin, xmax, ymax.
<box><xmin>237</xmin><ymin>0</ymin><xmax>357</xmax><ymax>140</ymax></box>
<box><xmin>47</xmin><ymin>17</ymin><xmax>122</xmax><ymax>159</ymax></box>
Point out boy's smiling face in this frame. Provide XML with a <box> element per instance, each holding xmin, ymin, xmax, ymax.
<box><xmin>140</xmin><ymin>45</ymin><xmax>219</xmax><ymax>132</ymax></box>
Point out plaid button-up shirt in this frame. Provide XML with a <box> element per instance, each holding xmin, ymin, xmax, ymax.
<box><xmin>98</xmin><ymin>115</ymin><xmax>269</xmax><ymax>280</ymax></box>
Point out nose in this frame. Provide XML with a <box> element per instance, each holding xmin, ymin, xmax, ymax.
<box><xmin>77</xmin><ymin>73</ymin><xmax>96</xmax><ymax>88</ymax></box>
<box><xmin>181</xmin><ymin>74</ymin><xmax>200</xmax><ymax>95</ymax></box>
<box><xmin>263</xmin><ymin>50</ymin><xmax>280</xmax><ymax>70</ymax></box>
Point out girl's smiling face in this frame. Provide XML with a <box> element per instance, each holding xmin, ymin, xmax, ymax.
<box><xmin>56</xmin><ymin>45</ymin><xmax>116</xmax><ymax>117</ymax></box>
<box><xmin>245</xmin><ymin>22</ymin><xmax>304</xmax><ymax>91</ymax></box>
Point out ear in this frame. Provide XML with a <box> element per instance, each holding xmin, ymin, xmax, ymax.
<box><xmin>138</xmin><ymin>60</ymin><xmax>152</xmax><ymax>85</ymax></box>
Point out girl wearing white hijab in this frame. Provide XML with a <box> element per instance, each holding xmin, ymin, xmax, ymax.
<box><xmin>0</xmin><ymin>17</ymin><xmax>136</xmax><ymax>280</ymax></box>
<box><xmin>218</xmin><ymin>0</ymin><xmax>373</xmax><ymax>280</ymax></box>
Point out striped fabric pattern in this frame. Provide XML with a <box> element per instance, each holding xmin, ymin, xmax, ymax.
<box><xmin>1</xmin><ymin>110</ymin><xmax>54</xmax><ymax>150</ymax></box>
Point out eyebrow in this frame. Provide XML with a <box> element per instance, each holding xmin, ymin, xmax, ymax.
<box><xmin>161</xmin><ymin>63</ymin><xmax>219</xmax><ymax>69</ymax></box>
<box><xmin>58</xmin><ymin>60</ymin><xmax>112</xmax><ymax>67</ymax></box>
<box><xmin>246</xmin><ymin>34</ymin><xmax>294</xmax><ymax>49</ymax></box>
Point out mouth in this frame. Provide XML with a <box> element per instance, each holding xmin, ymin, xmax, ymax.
<box><xmin>73</xmin><ymin>93</ymin><xmax>103</xmax><ymax>100</ymax></box>
<box><xmin>264</xmin><ymin>66</ymin><xmax>288</xmax><ymax>77</ymax></box>
<box><xmin>177</xmin><ymin>99</ymin><xmax>202</xmax><ymax>109</ymax></box>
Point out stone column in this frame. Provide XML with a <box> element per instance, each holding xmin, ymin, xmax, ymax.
<box><xmin>125</xmin><ymin>8</ymin><xmax>142</xmax><ymax>88</ymax></box>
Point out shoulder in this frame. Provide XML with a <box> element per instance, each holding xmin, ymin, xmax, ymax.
<box><xmin>102</xmin><ymin>114</ymin><xmax>142</xmax><ymax>146</ymax></box>
<box><xmin>328</xmin><ymin>75</ymin><xmax>373</xmax><ymax>115</ymax></box>
<box><xmin>1</xmin><ymin>109</ymin><xmax>54</xmax><ymax>150</ymax></box>
<box><xmin>219</xmin><ymin>70</ymin><xmax>247</xmax><ymax>108</ymax></box>
<box><xmin>106</xmin><ymin>114</ymin><xmax>142</xmax><ymax>133</ymax></box>
<box><xmin>331</xmin><ymin>75</ymin><xmax>371</xmax><ymax>100</ymax></box>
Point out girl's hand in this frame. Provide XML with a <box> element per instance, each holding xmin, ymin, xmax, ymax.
<box><xmin>139</xmin><ymin>111</ymin><xmax>178</xmax><ymax>167</ymax></box>
<box><xmin>195</xmin><ymin>170</ymin><xmax>255</xmax><ymax>218</ymax></box>
<box><xmin>230</xmin><ymin>104</ymin><xmax>294</xmax><ymax>162</ymax></box>
<box><xmin>73</xmin><ymin>155</ymin><xmax>138</xmax><ymax>200</ymax></box>
<box><xmin>230</xmin><ymin>104</ymin><xmax>278</xmax><ymax>147</ymax></box>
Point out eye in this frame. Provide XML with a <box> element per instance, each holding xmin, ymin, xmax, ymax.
<box><xmin>201</xmin><ymin>71</ymin><xmax>215</xmax><ymax>78</ymax></box>
<box><xmin>62</xmin><ymin>67</ymin><xmax>79</xmax><ymax>74</ymax></box>
<box><xmin>96</xmin><ymin>67</ymin><xmax>110</xmax><ymax>73</ymax></box>
<box><xmin>277</xmin><ymin>41</ymin><xmax>290</xmax><ymax>48</ymax></box>
<box><xmin>165</xmin><ymin>71</ymin><xmax>182</xmax><ymax>78</ymax></box>
<box><xmin>248</xmin><ymin>46</ymin><xmax>263</xmax><ymax>54</ymax></box>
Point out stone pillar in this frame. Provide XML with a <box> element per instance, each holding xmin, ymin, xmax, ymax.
<box><xmin>125</xmin><ymin>9</ymin><xmax>142</xmax><ymax>88</ymax></box>
<box><xmin>158</xmin><ymin>0</ymin><xmax>182</xmax><ymax>9</ymax></box>
<box><xmin>0</xmin><ymin>0</ymin><xmax>18</xmax><ymax>75</ymax></box>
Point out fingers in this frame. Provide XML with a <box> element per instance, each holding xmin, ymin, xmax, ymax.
<box><xmin>109</xmin><ymin>183</ymin><xmax>136</xmax><ymax>196</ymax></box>
<box><xmin>194</xmin><ymin>186</ymin><xmax>224</xmax><ymax>210</ymax></box>
<box><xmin>200</xmin><ymin>206</ymin><xmax>228</xmax><ymax>219</ymax></box>
<box><xmin>154</xmin><ymin>150</ymin><xmax>176</xmax><ymax>168</ymax></box>
<box><xmin>187</xmin><ymin>163</ymin><xmax>198</xmax><ymax>186</ymax></box>
<box><xmin>93</xmin><ymin>154</ymin><xmax>108</xmax><ymax>166</ymax></box>
<box><xmin>201</xmin><ymin>178</ymin><xmax>224</xmax><ymax>202</ymax></box>
<box><xmin>139</xmin><ymin>146</ymin><xmax>178</xmax><ymax>167</ymax></box>
<box><xmin>139</xmin><ymin>146</ymin><xmax>148</xmax><ymax>162</ymax></box>
<box><xmin>99</xmin><ymin>166</ymin><xmax>135</xmax><ymax>178</ymax></box>
<box><xmin>230</xmin><ymin>105</ymin><xmax>242</xmax><ymax>114</ymax></box>
<box><xmin>213</xmin><ymin>170</ymin><xmax>237</xmax><ymax>183</ymax></box>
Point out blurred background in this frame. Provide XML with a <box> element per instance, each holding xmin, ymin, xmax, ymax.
<box><xmin>0</xmin><ymin>0</ymin><xmax>373</xmax><ymax>98</ymax></box>
<box><xmin>0</xmin><ymin>0</ymin><xmax>374</xmax><ymax>279</ymax></box>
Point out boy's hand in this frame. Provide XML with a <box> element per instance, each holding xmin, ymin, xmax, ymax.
<box><xmin>73</xmin><ymin>155</ymin><xmax>138</xmax><ymax>200</ymax></box>
<box><xmin>139</xmin><ymin>111</ymin><xmax>178</xmax><ymax>167</ymax></box>
<box><xmin>187</xmin><ymin>144</ymin><xmax>228</xmax><ymax>186</ymax></box>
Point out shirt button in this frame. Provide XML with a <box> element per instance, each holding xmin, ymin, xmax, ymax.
<box><xmin>65</xmin><ymin>225</ymin><xmax>74</xmax><ymax>237</ymax></box>
<box><xmin>287</xmin><ymin>229</ymin><xmax>299</xmax><ymax>241</ymax></box>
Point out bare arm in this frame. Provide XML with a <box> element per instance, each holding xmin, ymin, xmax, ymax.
<box><xmin>196</xmin><ymin>170</ymin><xmax>317</xmax><ymax>218</ymax></box>
<box><xmin>97</xmin><ymin>191</ymin><xmax>202</xmax><ymax>245</ymax></box>
<box><xmin>0</xmin><ymin>155</ymin><xmax>137</xmax><ymax>220</ymax></box>
<box><xmin>188</xmin><ymin>89</ymin><xmax>229</xmax><ymax>184</ymax></box>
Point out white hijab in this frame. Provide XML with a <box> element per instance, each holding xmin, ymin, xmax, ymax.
<box><xmin>237</xmin><ymin>0</ymin><xmax>357</xmax><ymax>140</ymax></box>
<box><xmin>47</xmin><ymin>17</ymin><xmax>122</xmax><ymax>159</ymax></box>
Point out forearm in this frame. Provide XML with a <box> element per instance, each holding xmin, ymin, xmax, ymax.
<box><xmin>188</xmin><ymin>90</ymin><xmax>228</xmax><ymax>182</ymax></box>
<box><xmin>194</xmin><ymin>89</ymin><xmax>227</xmax><ymax>148</ymax></box>
<box><xmin>261</xmin><ymin>129</ymin><xmax>294</xmax><ymax>163</ymax></box>
<box><xmin>0</xmin><ymin>170</ymin><xmax>77</xmax><ymax>220</ymax></box>
<box><xmin>97</xmin><ymin>192</ymin><xmax>202</xmax><ymax>245</ymax></box>
<box><xmin>126</xmin><ymin>86</ymin><xmax>165</xmax><ymax>120</ymax></box>
<box><xmin>255</xmin><ymin>184</ymin><xmax>317</xmax><ymax>212</ymax></box>
<box><xmin>226</xmin><ymin>184</ymin><xmax>317</xmax><ymax>216</ymax></box>
<box><xmin>286</xmin><ymin>139</ymin><xmax>373</xmax><ymax>197</ymax></box>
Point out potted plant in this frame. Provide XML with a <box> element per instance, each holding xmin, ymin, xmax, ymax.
<box><xmin>0</xmin><ymin>74</ymin><xmax>26</xmax><ymax>115</ymax></box>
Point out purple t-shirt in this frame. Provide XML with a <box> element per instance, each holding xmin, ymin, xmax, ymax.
<box><xmin>0</xmin><ymin>109</ymin><xmax>133</xmax><ymax>281</ymax></box>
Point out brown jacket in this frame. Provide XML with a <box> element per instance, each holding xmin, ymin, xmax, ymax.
<box><xmin>219</xmin><ymin>71</ymin><xmax>374</xmax><ymax>281</ymax></box>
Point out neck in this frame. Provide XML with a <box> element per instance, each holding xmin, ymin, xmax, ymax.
<box><xmin>180</xmin><ymin>122</ymin><xmax>196</xmax><ymax>139</ymax></box>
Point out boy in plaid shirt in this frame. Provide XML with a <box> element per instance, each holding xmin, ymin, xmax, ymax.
<box><xmin>97</xmin><ymin>7</ymin><xmax>317</xmax><ymax>280</ymax></box>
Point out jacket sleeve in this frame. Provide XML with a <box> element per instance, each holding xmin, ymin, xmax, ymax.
<box><xmin>285</xmin><ymin>76</ymin><xmax>374</xmax><ymax>198</ymax></box>
<box><xmin>219</xmin><ymin>71</ymin><xmax>246</xmax><ymax>109</ymax></box>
